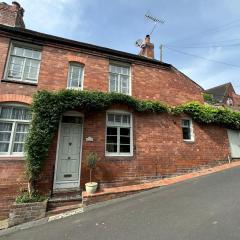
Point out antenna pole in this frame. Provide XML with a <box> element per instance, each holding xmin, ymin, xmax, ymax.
<box><xmin>160</xmin><ymin>44</ymin><xmax>163</xmax><ymax>61</ymax></box>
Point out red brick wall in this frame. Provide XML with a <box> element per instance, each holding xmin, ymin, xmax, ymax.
<box><xmin>0</xmin><ymin>159</ymin><xmax>27</xmax><ymax>219</ymax></box>
<box><xmin>0</xmin><ymin>2</ymin><xmax>25</xmax><ymax>28</ymax></box>
<box><xmin>0</xmin><ymin>34</ymin><xmax>230</xmax><ymax>220</ymax></box>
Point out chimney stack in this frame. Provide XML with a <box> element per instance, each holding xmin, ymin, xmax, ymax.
<box><xmin>139</xmin><ymin>35</ymin><xmax>154</xmax><ymax>59</ymax></box>
<box><xmin>0</xmin><ymin>1</ymin><xmax>25</xmax><ymax>28</ymax></box>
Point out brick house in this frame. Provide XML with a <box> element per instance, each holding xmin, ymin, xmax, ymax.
<box><xmin>205</xmin><ymin>82</ymin><xmax>240</xmax><ymax>110</ymax></box>
<box><xmin>0</xmin><ymin>2</ymin><xmax>238</xmax><ymax>219</ymax></box>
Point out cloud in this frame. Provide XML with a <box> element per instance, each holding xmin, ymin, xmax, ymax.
<box><xmin>17</xmin><ymin>0</ymin><xmax>92</xmax><ymax>39</ymax></box>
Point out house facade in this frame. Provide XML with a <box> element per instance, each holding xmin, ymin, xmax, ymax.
<box><xmin>205</xmin><ymin>82</ymin><xmax>240</xmax><ymax>110</ymax></box>
<box><xmin>0</xmin><ymin>2</ymin><xmax>235</xmax><ymax>219</ymax></box>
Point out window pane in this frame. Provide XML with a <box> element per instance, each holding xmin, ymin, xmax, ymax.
<box><xmin>8</xmin><ymin>56</ymin><xmax>24</xmax><ymax>79</ymax></box>
<box><xmin>32</xmin><ymin>51</ymin><xmax>41</xmax><ymax>60</ymax></box>
<box><xmin>24</xmin><ymin>59</ymin><xmax>39</xmax><ymax>80</ymax></box>
<box><xmin>0</xmin><ymin>107</ymin><xmax>12</xmax><ymax>119</ymax></box>
<box><xmin>0</xmin><ymin>143</ymin><xmax>9</xmax><ymax>152</ymax></box>
<box><xmin>107</xmin><ymin>127</ymin><xmax>117</xmax><ymax>135</ymax></box>
<box><xmin>120</xmin><ymin>128</ymin><xmax>130</xmax><ymax>136</ymax></box>
<box><xmin>13</xmin><ymin>143</ymin><xmax>24</xmax><ymax>152</ymax></box>
<box><xmin>182</xmin><ymin>120</ymin><xmax>190</xmax><ymax>127</ymax></box>
<box><xmin>106</xmin><ymin>144</ymin><xmax>117</xmax><ymax>152</ymax></box>
<box><xmin>0</xmin><ymin>132</ymin><xmax>11</xmax><ymax>141</ymax></box>
<box><xmin>13</xmin><ymin>123</ymin><xmax>29</xmax><ymax>153</ymax></box>
<box><xmin>12</xmin><ymin>107</ymin><xmax>31</xmax><ymax>120</ymax></box>
<box><xmin>107</xmin><ymin>114</ymin><xmax>114</xmax><ymax>123</ymax></box>
<box><xmin>107</xmin><ymin>136</ymin><xmax>117</xmax><ymax>144</ymax></box>
<box><xmin>115</xmin><ymin>115</ymin><xmax>121</xmax><ymax>123</ymax></box>
<box><xmin>62</xmin><ymin>116</ymin><xmax>82</xmax><ymax>124</ymax></box>
<box><xmin>109</xmin><ymin>73</ymin><xmax>118</xmax><ymax>92</ymax></box>
<box><xmin>68</xmin><ymin>64</ymin><xmax>83</xmax><ymax>88</ymax></box>
<box><xmin>122</xmin><ymin>115</ymin><xmax>130</xmax><ymax>124</ymax></box>
<box><xmin>120</xmin><ymin>145</ymin><xmax>130</xmax><ymax>153</ymax></box>
<box><xmin>0</xmin><ymin>122</ymin><xmax>12</xmax><ymax>131</ymax></box>
<box><xmin>13</xmin><ymin>47</ymin><xmax>24</xmax><ymax>56</ymax></box>
<box><xmin>120</xmin><ymin>136</ymin><xmax>130</xmax><ymax>144</ymax></box>
<box><xmin>182</xmin><ymin>127</ymin><xmax>191</xmax><ymax>140</ymax></box>
<box><xmin>109</xmin><ymin>64</ymin><xmax>130</xmax><ymax>94</ymax></box>
<box><xmin>8</xmin><ymin>45</ymin><xmax>41</xmax><ymax>82</ymax></box>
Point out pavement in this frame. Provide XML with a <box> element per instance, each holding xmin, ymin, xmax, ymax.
<box><xmin>1</xmin><ymin>165</ymin><xmax>240</xmax><ymax>240</ymax></box>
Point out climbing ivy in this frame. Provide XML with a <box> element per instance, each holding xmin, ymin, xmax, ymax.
<box><xmin>24</xmin><ymin>90</ymin><xmax>168</xmax><ymax>185</ymax></box>
<box><xmin>24</xmin><ymin>90</ymin><xmax>240</xmax><ymax>191</ymax></box>
<box><xmin>173</xmin><ymin>101</ymin><xmax>240</xmax><ymax>129</ymax></box>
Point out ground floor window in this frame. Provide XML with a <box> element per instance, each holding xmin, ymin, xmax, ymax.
<box><xmin>181</xmin><ymin>119</ymin><xmax>194</xmax><ymax>141</ymax></box>
<box><xmin>0</xmin><ymin>104</ymin><xmax>31</xmax><ymax>155</ymax></box>
<box><xmin>106</xmin><ymin>112</ymin><xmax>132</xmax><ymax>156</ymax></box>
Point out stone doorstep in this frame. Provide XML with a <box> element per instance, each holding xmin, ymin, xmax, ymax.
<box><xmin>82</xmin><ymin>161</ymin><xmax>240</xmax><ymax>203</ymax></box>
<box><xmin>47</xmin><ymin>203</ymin><xmax>83</xmax><ymax>216</ymax></box>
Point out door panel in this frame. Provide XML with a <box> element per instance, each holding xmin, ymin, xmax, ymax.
<box><xmin>228</xmin><ymin>129</ymin><xmax>240</xmax><ymax>158</ymax></box>
<box><xmin>56</xmin><ymin>123</ymin><xmax>82</xmax><ymax>183</ymax></box>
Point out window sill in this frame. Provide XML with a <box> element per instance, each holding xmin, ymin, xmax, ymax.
<box><xmin>0</xmin><ymin>155</ymin><xmax>25</xmax><ymax>161</ymax></box>
<box><xmin>183</xmin><ymin>140</ymin><xmax>195</xmax><ymax>144</ymax></box>
<box><xmin>1</xmin><ymin>79</ymin><xmax>38</xmax><ymax>86</ymax></box>
<box><xmin>105</xmin><ymin>153</ymin><xmax>133</xmax><ymax>157</ymax></box>
<box><xmin>67</xmin><ymin>87</ymin><xmax>83</xmax><ymax>90</ymax></box>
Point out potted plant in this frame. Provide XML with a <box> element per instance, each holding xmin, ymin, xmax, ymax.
<box><xmin>85</xmin><ymin>152</ymin><xmax>99</xmax><ymax>194</ymax></box>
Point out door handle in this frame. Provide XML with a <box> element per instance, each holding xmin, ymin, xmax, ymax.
<box><xmin>68</xmin><ymin>157</ymin><xmax>71</xmax><ymax>160</ymax></box>
<box><xmin>69</xmin><ymin>142</ymin><xmax>72</xmax><ymax>146</ymax></box>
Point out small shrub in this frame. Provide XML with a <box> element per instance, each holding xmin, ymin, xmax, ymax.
<box><xmin>15</xmin><ymin>192</ymin><xmax>47</xmax><ymax>204</ymax></box>
<box><xmin>86</xmin><ymin>152</ymin><xmax>99</xmax><ymax>183</ymax></box>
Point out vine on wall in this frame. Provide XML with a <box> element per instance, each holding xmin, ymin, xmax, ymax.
<box><xmin>24</xmin><ymin>90</ymin><xmax>240</xmax><ymax>191</ymax></box>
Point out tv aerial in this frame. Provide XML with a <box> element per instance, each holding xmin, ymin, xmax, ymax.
<box><xmin>135</xmin><ymin>11</ymin><xmax>165</xmax><ymax>49</ymax></box>
<box><xmin>145</xmin><ymin>11</ymin><xmax>165</xmax><ymax>36</ymax></box>
<box><xmin>135</xmin><ymin>39</ymin><xmax>144</xmax><ymax>48</ymax></box>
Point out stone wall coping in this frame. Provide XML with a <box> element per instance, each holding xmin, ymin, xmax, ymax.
<box><xmin>83</xmin><ymin>161</ymin><xmax>240</xmax><ymax>199</ymax></box>
<box><xmin>12</xmin><ymin>200</ymin><xmax>48</xmax><ymax>208</ymax></box>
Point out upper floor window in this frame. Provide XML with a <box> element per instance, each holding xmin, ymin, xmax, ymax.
<box><xmin>5</xmin><ymin>42</ymin><xmax>42</xmax><ymax>84</ymax></box>
<box><xmin>109</xmin><ymin>62</ymin><xmax>130</xmax><ymax>95</ymax></box>
<box><xmin>106</xmin><ymin>112</ymin><xmax>133</xmax><ymax>156</ymax></box>
<box><xmin>0</xmin><ymin>104</ymin><xmax>31</xmax><ymax>156</ymax></box>
<box><xmin>67</xmin><ymin>63</ymin><xmax>84</xmax><ymax>89</ymax></box>
<box><xmin>181</xmin><ymin>119</ymin><xmax>194</xmax><ymax>142</ymax></box>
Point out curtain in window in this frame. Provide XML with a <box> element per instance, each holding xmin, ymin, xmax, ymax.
<box><xmin>0</xmin><ymin>122</ymin><xmax>12</xmax><ymax>153</ymax></box>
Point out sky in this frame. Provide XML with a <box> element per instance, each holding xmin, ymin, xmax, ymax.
<box><xmin>9</xmin><ymin>0</ymin><xmax>240</xmax><ymax>93</ymax></box>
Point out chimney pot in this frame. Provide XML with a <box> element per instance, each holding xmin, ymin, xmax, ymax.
<box><xmin>0</xmin><ymin>1</ymin><xmax>25</xmax><ymax>27</ymax></box>
<box><xmin>138</xmin><ymin>35</ymin><xmax>154</xmax><ymax>59</ymax></box>
<box><xmin>12</xmin><ymin>1</ymin><xmax>21</xmax><ymax>9</ymax></box>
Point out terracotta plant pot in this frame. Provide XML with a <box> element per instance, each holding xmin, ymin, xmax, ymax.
<box><xmin>85</xmin><ymin>182</ymin><xmax>98</xmax><ymax>194</ymax></box>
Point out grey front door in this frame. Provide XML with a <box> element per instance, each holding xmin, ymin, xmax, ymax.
<box><xmin>55</xmin><ymin>122</ymin><xmax>82</xmax><ymax>188</ymax></box>
<box><xmin>228</xmin><ymin>129</ymin><xmax>240</xmax><ymax>158</ymax></box>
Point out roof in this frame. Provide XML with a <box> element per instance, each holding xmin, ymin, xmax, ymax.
<box><xmin>205</xmin><ymin>82</ymin><xmax>234</xmax><ymax>102</ymax></box>
<box><xmin>0</xmin><ymin>24</ymin><xmax>172</xmax><ymax>68</ymax></box>
<box><xmin>0</xmin><ymin>24</ymin><xmax>204</xmax><ymax>90</ymax></box>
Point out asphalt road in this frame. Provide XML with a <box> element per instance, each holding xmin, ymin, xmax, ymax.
<box><xmin>1</xmin><ymin>166</ymin><xmax>240</xmax><ymax>240</ymax></box>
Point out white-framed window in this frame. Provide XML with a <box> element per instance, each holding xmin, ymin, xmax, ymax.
<box><xmin>5</xmin><ymin>42</ymin><xmax>42</xmax><ymax>84</ymax></box>
<box><xmin>181</xmin><ymin>119</ymin><xmax>194</xmax><ymax>141</ymax></box>
<box><xmin>0</xmin><ymin>104</ymin><xmax>31</xmax><ymax>156</ymax></box>
<box><xmin>105</xmin><ymin>112</ymin><xmax>133</xmax><ymax>156</ymax></box>
<box><xmin>67</xmin><ymin>63</ymin><xmax>84</xmax><ymax>89</ymax></box>
<box><xmin>109</xmin><ymin>62</ymin><xmax>131</xmax><ymax>95</ymax></box>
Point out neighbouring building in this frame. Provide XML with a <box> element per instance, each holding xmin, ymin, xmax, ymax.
<box><xmin>205</xmin><ymin>82</ymin><xmax>240</xmax><ymax>109</ymax></box>
<box><xmin>0</xmin><ymin>2</ymin><xmax>239</xmax><ymax>220</ymax></box>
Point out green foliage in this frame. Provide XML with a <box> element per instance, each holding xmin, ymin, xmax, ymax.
<box><xmin>203</xmin><ymin>93</ymin><xmax>217</xmax><ymax>104</ymax></box>
<box><xmin>25</xmin><ymin>90</ymin><xmax>168</xmax><ymax>182</ymax></box>
<box><xmin>87</xmin><ymin>152</ymin><xmax>98</xmax><ymax>170</ymax></box>
<box><xmin>24</xmin><ymin>89</ymin><xmax>240</xmax><ymax>185</ymax></box>
<box><xmin>173</xmin><ymin>102</ymin><xmax>240</xmax><ymax>129</ymax></box>
<box><xmin>15</xmin><ymin>192</ymin><xmax>47</xmax><ymax>203</ymax></box>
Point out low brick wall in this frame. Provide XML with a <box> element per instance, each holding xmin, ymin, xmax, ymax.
<box><xmin>8</xmin><ymin>200</ymin><xmax>47</xmax><ymax>227</ymax></box>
